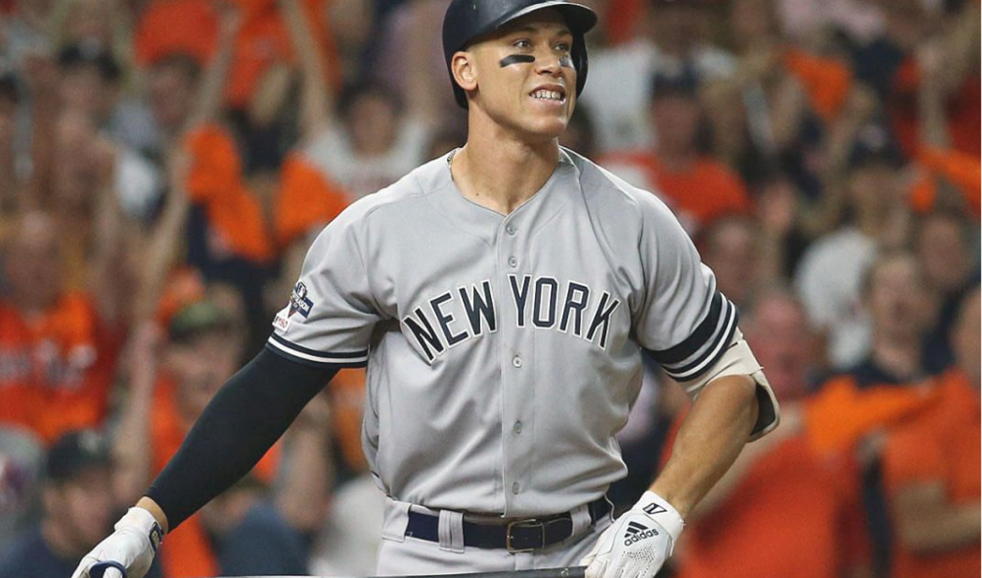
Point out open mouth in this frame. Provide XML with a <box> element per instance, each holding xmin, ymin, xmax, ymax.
<box><xmin>530</xmin><ymin>88</ymin><xmax>567</xmax><ymax>104</ymax></box>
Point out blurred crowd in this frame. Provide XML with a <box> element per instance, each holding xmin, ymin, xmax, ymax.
<box><xmin>0</xmin><ymin>0</ymin><xmax>977</xmax><ymax>577</ymax></box>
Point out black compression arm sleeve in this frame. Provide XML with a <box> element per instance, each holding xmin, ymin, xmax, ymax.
<box><xmin>146</xmin><ymin>347</ymin><xmax>338</xmax><ymax>529</ymax></box>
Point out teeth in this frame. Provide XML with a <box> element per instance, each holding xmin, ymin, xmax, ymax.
<box><xmin>532</xmin><ymin>90</ymin><xmax>563</xmax><ymax>101</ymax></box>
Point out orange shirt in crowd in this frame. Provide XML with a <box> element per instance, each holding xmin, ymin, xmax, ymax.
<box><xmin>909</xmin><ymin>147</ymin><xmax>981</xmax><ymax>220</ymax></box>
<box><xmin>672</xmin><ymin>434</ymin><xmax>869</xmax><ymax>578</ymax></box>
<box><xmin>0</xmin><ymin>293</ymin><xmax>117</xmax><ymax>445</ymax></box>
<box><xmin>803</xmin><ymin>375</ymin><xmax>941</xmax><ymax>457</ymax></box>
<box><xmin>599</xmin><ymin>151</ymin><xmax>751</xmax><ymax>233</ymax></box>
<box><xmin>274</xmin><ymin>150</ymin><xmax>351</xmax><ymax>247</ymax></box>
<box><xmin>882</xmin><ymin>369</ymin><xmax>980</xmax><ymax>578</ymax></box>
<box><xmin>150</xmin><ymin>376</ymin><xmax>281</xmax><ymax>578</ymax></box>
<box><xmin>134</xmin><ymin>0</ymin><xmax>340</xmax><ymax>108</ymax></box>
<box><xmin>783</xmin><ymin>48</ymin><xmax>853</xmax><ymax>122</ymax></box>
<box><xmin>183</xmin><ymin>124</ymin><xmax>275</xmax><ymax>263</ymax></box>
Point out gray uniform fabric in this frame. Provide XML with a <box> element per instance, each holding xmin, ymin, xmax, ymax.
<box><xmin>266</xmin><ymin>148</ymin><xmax>776</xmax><ymax>520</ymax></box>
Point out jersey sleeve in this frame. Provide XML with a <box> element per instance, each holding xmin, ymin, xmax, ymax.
<box><xmin>265</xmin><ymin>213</ymin><xmax>381</xmax><ymax>368</ymax></box>
<box><xmin>633</xmin><ymin>194</ymin><xmax>738</xmax><ymax>382</ymax></box>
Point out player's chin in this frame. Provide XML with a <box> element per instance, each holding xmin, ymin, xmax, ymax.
<box><xmin>525</xmin><ymin>113</ymin><xmax>570</xmax><ymax>140</ymax></box>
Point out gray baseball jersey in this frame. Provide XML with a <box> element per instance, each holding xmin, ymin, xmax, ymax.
<box><xmin>267</xmin><ymin>148</ymin><xmax>776</xmax><ymax>517</ymax></box>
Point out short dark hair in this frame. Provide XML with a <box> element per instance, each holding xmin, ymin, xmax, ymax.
<box><xmin>57</xmin><ymin>40</ymin><xmax>122</xmax><ymax>83</ymax></box>
<box><xmin>45</xmin><ymin>430</ymin><xmax>112</xmax><ymax>483</ymax></box>
<box><xmin>860</xmin><ymin>250</ymin><xmax>927</xmax><ymax>297</ymax></box>
<box><xmin>150</xmin><ymin>52</ymin><xmax>202</xmax><ymax>85</ymax></box>
<box><xmin>337</xmin><ymin>81</ymin><xmax>404</xmax><ymax>120</ymax></box>
<box><xmin>168</xmin><ymin>300</ymin><xmax>234</xmax><ymax>344</ymax></box>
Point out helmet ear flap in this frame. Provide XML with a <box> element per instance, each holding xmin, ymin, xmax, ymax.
<box><xmin>572</xmin><ymin>32</ymin><xmax>588</xmax><ymax>99</ymax></box>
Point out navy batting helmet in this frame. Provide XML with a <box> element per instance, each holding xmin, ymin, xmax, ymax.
<box><xmin>442</xmin><ymin>0</ymin><xmax>598</xmax><ymax>109</ymax></box>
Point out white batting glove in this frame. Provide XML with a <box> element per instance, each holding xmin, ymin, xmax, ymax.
<box><xmin>581</xmin><ymin>492</ymin><xmax>684</xmax><ymax>578</ymax></box>
<box><xmin>71</xmin><ymin>507</ymin><xmax>164</xmax><ymax>578</ymax></box>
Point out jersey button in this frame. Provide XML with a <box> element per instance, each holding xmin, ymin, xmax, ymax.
<box><xmin>505</xmin><ymin>224</ymin><xmax>517</xmax><ymax>236</ymax></box>
<box><xmin>512</xmin><ymin>355</ymin><xmax>523</xmax><ymax>368</ymax></box>
<box><xmin>508</xmin><ymin>256</ymin><xmax>518</xmax><ymax>268</ymax></box>
<box><xmin>513</xmin><ymin>421</ymin><xmax>523</xmax><ymax>434</ymax></box>
<box><xmin>512</xmin><ymin>482</ymin><xmax>521</xmax><ymax>494</ymax></box>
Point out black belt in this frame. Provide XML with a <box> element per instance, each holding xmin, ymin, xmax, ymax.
<box><xmin>405</xmin><ymin>497</ymin><xmax>611</xmax><ymax>552</ymax></box>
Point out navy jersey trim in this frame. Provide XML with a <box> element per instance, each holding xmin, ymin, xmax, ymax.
<box><xmin>264</xmin><ymin>343</ymin><xmax>369</xmax><ymax>368</ymax></box>
<box><xmin>266</xmin><ymin>334</ymin><xmax>369</xmax><ymax>367</ymax></box>
<box><xmin>645</xmin><ymin>292</ymin><xmax>739</xmax><ymax>381</ymax></box>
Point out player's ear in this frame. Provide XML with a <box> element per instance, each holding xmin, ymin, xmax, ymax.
<box><xmin>452</xmin><ymin>50</ymin><xmax>478</xmax><ymax>93</ymax></box>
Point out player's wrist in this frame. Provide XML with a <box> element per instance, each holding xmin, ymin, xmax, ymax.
<box><xmin>134</xmin><ymin>497</ymin><xmax>170</xmax><ymax>536</ymax></box>
<box><xmin>634</xmin><ymin>491</ymin><xmax>685</xmax><ymax>543</ymax></box>
<box><xmin>117</xmin><ymin>506</ymin><xmax>165</xmax><ymax>552</ymax></box>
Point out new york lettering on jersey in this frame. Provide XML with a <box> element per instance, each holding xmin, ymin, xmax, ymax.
<box><xmin>402</xmin><ymin>276</ymin><xmax>621</xmax><ymax>363</ymax></box>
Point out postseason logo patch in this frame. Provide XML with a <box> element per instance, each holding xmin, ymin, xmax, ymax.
<box><xmin>288</xmin><ymin>282</ymin><xmax>314</xmax><ymax>318</ymax></box>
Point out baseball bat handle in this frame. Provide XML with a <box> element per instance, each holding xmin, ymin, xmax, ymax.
<box><xmin>89</xmin><ymin>561</ymin><xmax>128</xmax><ymax>578</ymax></box>
<box><xmin>383</xmin><ymin>567</ymin><xmax>587</xmax><ymax>578</ymax></box>
<box><xmin>207</xmin><ymin>566</ymin><xmax>587</xmax><ymax>578</ymax></box>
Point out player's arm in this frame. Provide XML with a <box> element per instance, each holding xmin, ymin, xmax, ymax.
<box><xmin>71</xmin><ymin>347</ymin><xmax>339</xmax><ymax>578</ymax></box>
<box><xmin>684</xmin><ymin>404</ymin><xmax>803</xmax><ymax>521</ymax></box>
<box><xmin>583</xmin><ymin>191</ymin><xmax>779</xmax><ymax>578</ymax></box>
<box><xmin>649</xmin><ymin>374</ymin><xmax>758</xmax><ymax>518</ymax></box>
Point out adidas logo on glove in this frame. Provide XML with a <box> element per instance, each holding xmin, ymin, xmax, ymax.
<box><xmin>622</xmin><ymin>520</ymin><xmax>659</xmax><ymax>546</ymax></box>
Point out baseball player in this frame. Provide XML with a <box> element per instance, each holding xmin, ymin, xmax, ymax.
<box><xmin>73</xmin><ymin>1</ymin><xmax>779</xmax><ymax>578</ymax></box>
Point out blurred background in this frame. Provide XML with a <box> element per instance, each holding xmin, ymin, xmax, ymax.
<box><xmin>0</xmin><ymin>0</ymin><xmax>977</xmax><ymax>577</ymax></box>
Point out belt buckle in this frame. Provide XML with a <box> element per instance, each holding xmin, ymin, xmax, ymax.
<box><xmin>506</xmin><ymin>519</ymin><xmax>544</xmax><ymax>553</ymax></box>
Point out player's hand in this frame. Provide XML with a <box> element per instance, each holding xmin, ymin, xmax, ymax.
<box><xmin>580</xmin><ymin>491</ymin><xmax>684</xmax><ymax>578</ymax></box>
<box><xmin>71</xmin><ymin>507</ymin><xmax>164</xmax><ymax>578</ymax></box>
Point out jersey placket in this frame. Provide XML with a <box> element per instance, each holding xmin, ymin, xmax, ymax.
<box><xmin>497</xmin><ymin>213</ymin><xmax>536</xmax><ymax>515</ymax></box>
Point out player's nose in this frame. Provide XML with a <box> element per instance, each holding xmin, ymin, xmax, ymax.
<box><xmin>534</xmin><ymin>51</ymin><xmax>563</xmax><ymax>77</ymax></box>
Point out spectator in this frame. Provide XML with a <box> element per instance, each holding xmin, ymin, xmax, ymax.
<box><xmin>668</xmin><ymin>287</ymin><xmax>872</xmax><ymax>578</ymax></box>
<box><xmin>0</xmin><ymin>211</ymin><xmax>120</xmax><ymax>445</ymax></box>
<box><xmin>793</xmin><ymin>125</ymin><xmax>910</xmax><ymax>369</ymax></box>
<box><xmin>54</xmin><ymin>43</ymin><xmax>161</xmax><ymax>220</ymax></box>
<box><xmin>581</xmin><ymin>0</ymin><xmax>736</xmax><ymax>152</ymax></box>
<box><xmin>0</xmin><ymin>69</ymin><xmax>25</xmax><ymax>217</ymax></box>
<box><xmin>142</xmin><ymin>53</ymin><xmax>200</xmax><ymax>160</ymax></box>
<box><xmin>133</xmin><ymin>0</ymin><xmax>341</xmax><ymax>113</ymax></box>
<box><xmin>0</xmin><ymin>429</ymin><xmax>162</xmax><ymax>578</ymax></box>
<box><xmin>277</xmin><ymin>0</ymin><xmax>438</xmax><ymax>207</ymax></box>
<box><xmin>853</xmin><ymin>0</ymin><xmax>980</xmax><ymax>158</ymax></box>
<box><xmin>915</xmin><ymin>209</ymin><xmax>980</xmax><ymax>370</ymax></box>
<box><xmin>113</xmin><ymin>298</ymin><xmax>332</xmax><ymax>578</ymax></box>
<box><xmin>817</xmin><ymin>250</ymin><xmax>944</xmax><ymax>578</ymax></box>
<box><xmin>881</xmin><ymin>288</ymin><xmax>980</xmax><ymax>578</ymax></box>
<box><xmin>837</xmin><ymin>251</ymin><xmax>944</xmax><ymax>387</ymax></box>
<box><xmin>602</xmin><ymin>67</ymin><xmax>751</xmax><ymax>235</ymax></box>
<box><xmin>0</xmin><ymin>426</ymin><xmax>45</xmax><ymax>548</ymax></box>
<box><xmin>697</xmin><ymin>215</ymin><xmax>761</xmax><ymax>310</ymax></box>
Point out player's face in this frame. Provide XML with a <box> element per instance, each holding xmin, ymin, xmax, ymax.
<box><xmin>464</xmin><ymin>10</ymin><xmax>577</xmax><ymax>141</ymax></box>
